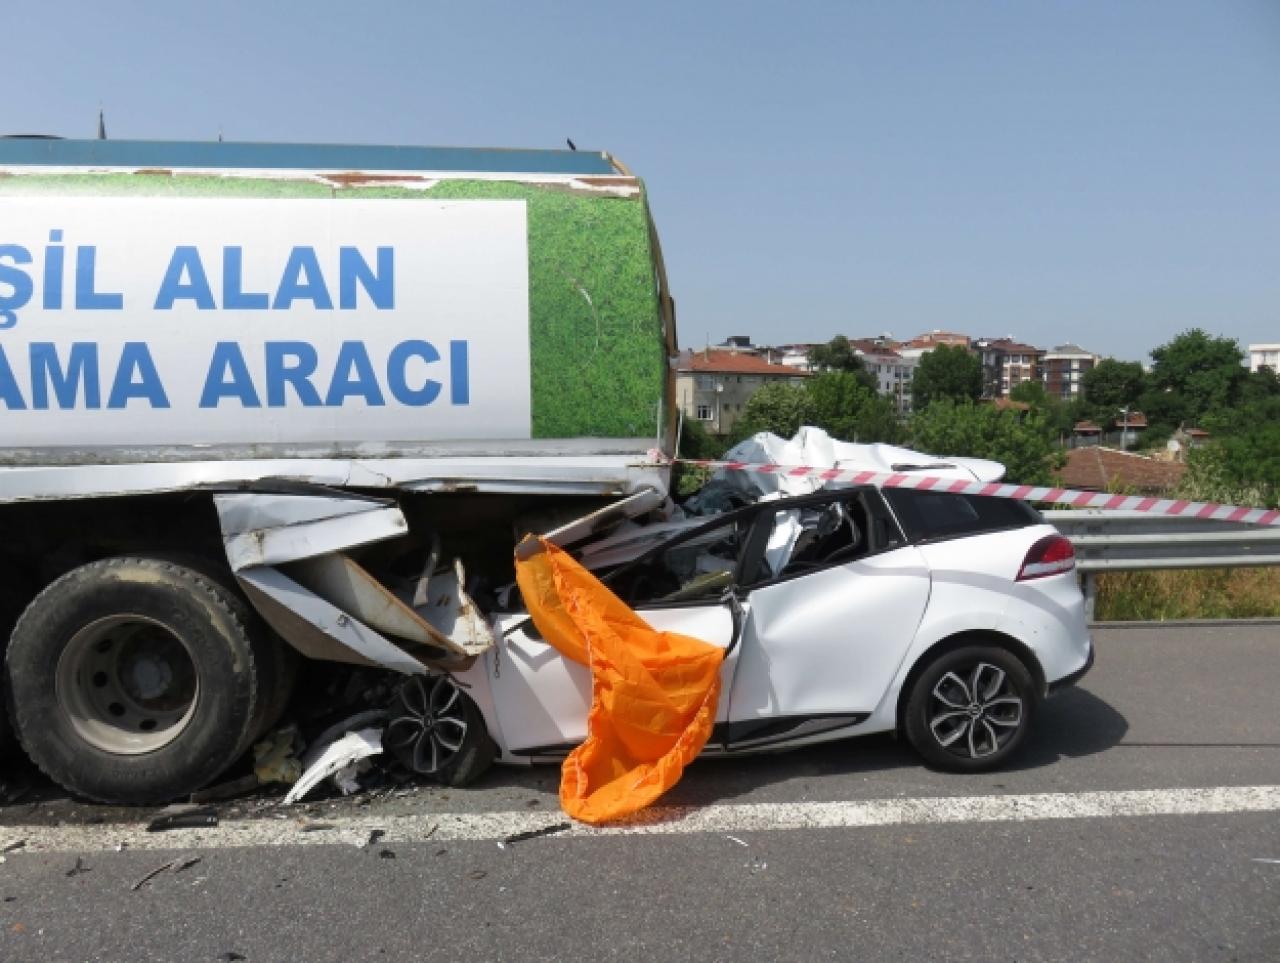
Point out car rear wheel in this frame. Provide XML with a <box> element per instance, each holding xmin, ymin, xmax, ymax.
<box><xmin>904</xmin><ymin>644</ymin><xmax>1036</xmax><ymax>772</ymax></box>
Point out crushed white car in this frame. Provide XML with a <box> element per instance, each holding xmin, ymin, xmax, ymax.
<box><xmin>382</xmin><ymin>437</ymin><xmax>1094</xmax><ymax>781</ymax></box>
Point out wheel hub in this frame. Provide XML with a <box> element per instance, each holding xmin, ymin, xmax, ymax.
<box><xmin>928</xmin><ymin>662</ymin><xmax>1024</xmax><ymax>759</ymax></box>
<box><xmin>55</xmin><ymin>615</ymin><xmax>200</xmax><ymax>754</ymax></box>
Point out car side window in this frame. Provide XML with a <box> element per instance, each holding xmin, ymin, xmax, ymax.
<box><xmin>754</xmin><ymin>495</ymin><xmax>872</xmax><ymax>583</ymax></box>
<box><xmin>606</xmin><ymin>518</ymin><xmax>745</xmax><ymax>608</ymax></box>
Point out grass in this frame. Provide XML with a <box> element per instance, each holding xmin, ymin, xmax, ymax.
<box><xmin>1095</xmin><ymin>568</ymin><xmax>1280</xmax><ymax>621</ymax></box>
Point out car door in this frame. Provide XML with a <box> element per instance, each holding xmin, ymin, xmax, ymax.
<box><xmin>725</xmin><ymin>488</ymin><xmax>932</xmax><ymax>747</ymax></box>
<box><xmin>491</xmin><ymin>512</ymin><xmax>753</xmax><ymax>755</ymax></box>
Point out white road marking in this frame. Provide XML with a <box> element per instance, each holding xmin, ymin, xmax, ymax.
<box><xmin>3</xmin><ymin>785</ymin><xmax>1279</xmax><ymax>855</ymax></box>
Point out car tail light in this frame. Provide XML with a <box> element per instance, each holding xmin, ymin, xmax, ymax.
<box><xmin>1016</xmin><ymin>535</ymin><xmax>1075</xmax><ymax>580</ymax></box>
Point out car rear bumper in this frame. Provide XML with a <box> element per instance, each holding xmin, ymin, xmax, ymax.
<box><xmin>1047</xmin><ymin>637</ymin><xmax>1094</xmax><ymax>694</ymax></box>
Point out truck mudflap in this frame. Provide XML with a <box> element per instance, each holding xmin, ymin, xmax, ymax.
<box><xmin>214</xmin><ymin>491</ymin><xmax>493</xmax><ymax>674</ymax></box>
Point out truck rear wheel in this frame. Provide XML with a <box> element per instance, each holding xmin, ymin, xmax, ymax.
<box><xmin>4</xmin><ymin>557</ymin><xmax>263</xmax><ymax>804</ymax></box>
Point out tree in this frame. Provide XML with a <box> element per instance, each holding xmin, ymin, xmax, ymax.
<box><xmin>1009</xmin><ymin>379</ymin><xmax>1075</xmax><ymax>438</ymax></box>
<box><xmin>732</xmin><ymin>381</ymin><xmax>814</xmax><ymax>442</ymax></box>
<box><xmin>1147</xmin><ymin>329</ymin><xmax>1246</xmax><ymax>428</ymax></box>
<box><xmin>911</xmin><ymin>344</ymin><xmax>982</xmax><ymax>410</ymax></box>
<box><xmin>677</xmin><ymin>415</ymin><xmax>724</xmax><ymax>460</ymax></box>
<box><xmin>806</xmin><ymin>336</ymin><xmax>877</xmax><ymax>391</ymax></box>
<box><xmin>1081</xmin><ymin>359</ymin><xmax>1145</xmax><ymax>414</ymax></box>
<box><xmin>909</xmin><ymin>400</ymin><xmax>1063</xmax><ymax>485</ymax></box>
<box><xmin>804</xmin><ymin>371</ymin><xmax>902</xmax><ymax>444</ymax></box>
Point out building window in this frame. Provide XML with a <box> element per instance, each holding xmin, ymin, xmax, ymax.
<box><xmin>696</xmin><ymin>404</ymin><xmax>712</xmax><ymax>421</ymax></box>
<box><xmin>696</xmin><ymin>375</ymin><xmax>715</xmax><ymax>390</ymax></box>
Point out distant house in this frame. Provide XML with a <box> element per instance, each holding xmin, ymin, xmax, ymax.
<box><xmin>973</xmin><ymin>337</ymin><xmax>1044</xmax><ymax>399</ymax></box>
<box><xmin>1042</xmin><ymin>343</ymin><xmax>1099</xmax><ymax>401</ymax></box>
<box><xmin>848</xmin><ymin>338</ymin><xmax>916</xmax><ymax>414</ymax></box>
<box><xmin>1058</xmin><ymin>447</ymin><xmax>1186</xmax><ymax>495</ymax></box>
<box><xmin>1248</xmin><ymin>343</ymin><xmax>1280</xmax><ymax>373</ymax></box>
<box><xmin>1072</xmin><ymin>421</ymin><xmax>1102</xmax><ymax>447</ymax></box>
<box><xmin>675</xmin><ymin>349</ymin><xmax>809</xmax><ymax>436</ymax></box>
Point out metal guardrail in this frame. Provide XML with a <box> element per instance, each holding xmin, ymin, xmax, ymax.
<box><xmin>1043</xmin><ymin>509</ymin><xmax>1280</xmax><ymax>621</ymax></box>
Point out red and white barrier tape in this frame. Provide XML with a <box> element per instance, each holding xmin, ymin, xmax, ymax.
<box><xmin>675</xmin><ymin>459</ymin><xmax>1280</xmax><ymax>527</ymax></box>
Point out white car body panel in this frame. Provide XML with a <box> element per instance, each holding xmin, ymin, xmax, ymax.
<box><xmin>480</xmin><ymin>604</ymin><xmax>738</xmax><ymax>755</ymax></box>
<box><xmin>727</xmin><ymin>546</ymin><xmax>931</xmax><ymax>722</ymax></box>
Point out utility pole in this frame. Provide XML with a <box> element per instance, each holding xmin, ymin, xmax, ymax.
<box><xmin>1120</xmin><ymin>406</ymin><xmax>1130</xmax><ymax>451</ymax></box>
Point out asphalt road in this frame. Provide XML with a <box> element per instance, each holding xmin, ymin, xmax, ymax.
<box><xmin>1</xmin><ymin>623</ymin><xmax>1278</xmax><ymax>962</ymax></box>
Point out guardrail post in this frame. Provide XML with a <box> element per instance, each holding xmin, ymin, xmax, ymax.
<box><xmin>1082</xmin><ymin>571</ymin><xmax>1097</xmax><ymax>623</ymax></box>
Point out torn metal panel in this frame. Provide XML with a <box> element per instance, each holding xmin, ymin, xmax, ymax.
<box><xmin>215</xmin><ymin>493</ymin><xmax>408</xmax><ymax>571</ymax></box>
<box><xmin>287</xmin><ymin>553</ymin><xmax>493</xmax><ymax>658</ymax></box>
<box><xmin>235</xmin><ymin>567</ymin><xmax>428</xmax><ymax>675</ymax></box>
<box><xmin>518</xmin><ymin>487</ymin><xmax>666</xmax><ymax>560</ymax></box>
<box><xmin>407</xmin><ymin>559</ymin><xmax>497</xmax><ymax>657</ymax></box>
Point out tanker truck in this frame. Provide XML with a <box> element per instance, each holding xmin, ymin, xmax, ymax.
<box><xmin>0</xmin><ymin>137</ymin><xmax>676</xmax><ymax>803</ymax></box>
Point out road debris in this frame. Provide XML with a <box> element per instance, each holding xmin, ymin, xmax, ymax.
<box><xmin>502</xmin><ymin>822</ymin><xmax>572</xmax><ymax>844</ymax></box>
<box><xmin>131</xmin><ymin>859</ymin><xmax>180</xmax><ymax>891</ymax></box>
<box><xmin>725</xmin><ymin>835</ymin><xmax>749</xmax><ymax>847</ymax></box>
<box><xmin>2</xmin><ymin>839</ymin><xmax>25</xmax><ymax>854</ymax></box>
<box><xmin>146</xmin><ymin>806</ymin><xmax>219</xmax><ymax>832</ymax></box>
<box><xmin>65</xmin><ymin>856</ymin><xmax>89</xmax><ymax>877</ymax></box>
<box><xmin>282</xmin><ymin>726</ymin><xmax>384</xmax><ymax>805</ymax></box>
<box><xmin>253</xmin><ymin>725</ymin><xmax>304</xmax><ymax>786</ymax></box>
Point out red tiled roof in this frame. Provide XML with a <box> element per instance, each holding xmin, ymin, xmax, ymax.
<box><xmin>678</xmin><ymin>349</ymin><xmax>810</xmax><ymax>376</ymax></box>
<box><xmin>1073</xmin><ymin>421</ymin><xmax>1102</xmax><ymax>433</ymax></box>
<box><xmin>988</xmin><ymin>398</ymin><xmax>1030</xmax><ymax>411</ymax></box>
<box><xmin>848</xmin><ymin>339</ymin><xmax>902</xmax><ymax>359</ymax></box>
<box><xmin>1113</xmin><ymin>411</ymin><xmax>1148</xmax><ymax>428</ymax></box>
<box><xmin>1057</xmin><ymin>447</ymin><xmax>1186</xmax><ymax>494</ymax></box>
<box><xmin>1185</xmin><ymin>428</ymin><xmax>1210</xmax><ymax>437</ymax></box>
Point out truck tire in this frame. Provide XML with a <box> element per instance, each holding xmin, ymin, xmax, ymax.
<box><xmin>4</xmin><ymin>557</ymin><xmax>263</xmax><ymax>804</ymax></box>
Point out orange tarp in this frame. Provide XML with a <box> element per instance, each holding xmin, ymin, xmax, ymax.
<box><xmin>515</xmin><ymin>537</ymin><xmax>725</xmax><ymax>824</ymax></box>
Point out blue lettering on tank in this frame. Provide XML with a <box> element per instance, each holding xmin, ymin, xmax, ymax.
<box><xmin>0</xmin><ymin>345</ymin><xmax>26</xmax><ymax>409</ymax></box>
<box><xmin>273</xmin><ymin>248</ymin><xmax>333</xmax><ymax>310</ymax></box>
<box><xmin>265</xmin><ymin>341</ymin><xmax>322</xmax><ymax>407</ymax></box>
<box><xmin>222</xmin><ymin>247</ymin><xmax>269</xmax><ymax>310</ymax></box>
<box><xmin>386</xmin><ymin>339</ymin><xmax>441</xmax><ymax>406</ymax></box>
<box><xmin>200</xmin><ymin>342</ymin><xmax>262</xmax><ymax>408</ymax></box>
<box><xmin>449</xmin><ymin>340</ymin><xmax>469</xmax><ymax>405</ymax></box>
<box><xmin>155</xmin><ymin>247</ymin><xmax>215</xmax><ymax>309</ymax></box>
<box><xmin>0</xmin><ymin>245</ymin><xmax>33</xmax><ymax>329</ymax></box>
<box><xmin>30</xmin><ymin>342</ymin><xmax>100</xmax><ymax>409</ymax></box>
<box><xmin>325</xmin><ymin>341</ymin><xmax>385</xmax><ymax>406</ymax></box>
<box><xmin>339</xmin><ymin>247</ymin><xmax>394</xmax><ymax>310</ymax></box>
<box><xmin>75</xmin><ymin>247</ymin><xmax>123</xmax><ymax>311</ymax></box>
<box><xmin>108</xmin><ymin>342</ymin><xmax>169</xmax><ymax>409</ymax></box>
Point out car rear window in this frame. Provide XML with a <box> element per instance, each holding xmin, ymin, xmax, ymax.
<box><xmin>882</xmin><ymin>489</ymin><xmax>1040</xmax><ymax>542</ymax></box>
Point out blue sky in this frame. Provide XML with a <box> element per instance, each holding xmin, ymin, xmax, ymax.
<box><xmin>7</xmin><ymin>0</ymin><xmax>1278</xmax><ymax>362</ymax></box>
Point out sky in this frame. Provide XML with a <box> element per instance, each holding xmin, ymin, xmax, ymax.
<box><xmin>6</xmin><ymin>0</ymin><xmax>1278</xmax><ymax>363</ymax></box>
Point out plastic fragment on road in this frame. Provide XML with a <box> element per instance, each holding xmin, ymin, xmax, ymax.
<box><xmin>282</xmin><ymin>728</ymin><xmax>384</xmax><ymax>805</ymax></box>
<box><xmin>515</xmin><ymin>536</ymin><xmax>725</xmax><ymax>825</ymax></box>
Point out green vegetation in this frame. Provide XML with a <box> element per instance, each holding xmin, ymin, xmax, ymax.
<box><xmin>806</xmin><ymin>336</ymin><xmax>877</xmax><ymax>391</ymax></box>
<box><xmin>910</xmin><ymin>344</ymin><xmax>983</xmax><ymax>409</ymax></box>
<box><xmin>732</xmin><ymin>372</ymin><xmax>901</xmax><ymax>446</ymax></box>
<box><xmin>1095</xmin><ymin>569</ymin><xmax>1280</xmax><ymax>621</ymax></box>
<box><xmin>907</xmin><ymin>400</ymin><xmax>1063</xmax><ymax>485</ymax></box>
